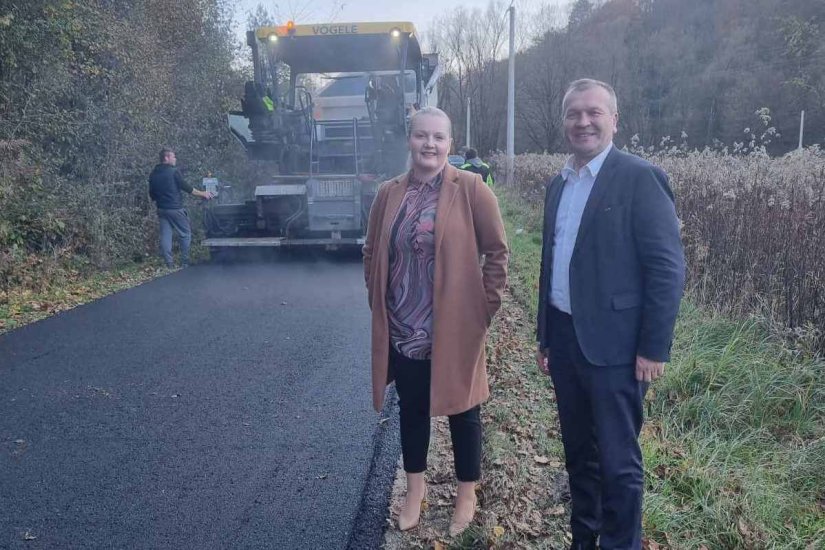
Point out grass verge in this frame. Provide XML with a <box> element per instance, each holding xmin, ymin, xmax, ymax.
<box><xmin>0</xmin><ymin>260</ymin><xmax>174</xmax><ymax>335</ymax></box>
<box><xmin>496</xmin><ymin>187</ymin><xmax>825</xmax><ymax>549</ymax></box>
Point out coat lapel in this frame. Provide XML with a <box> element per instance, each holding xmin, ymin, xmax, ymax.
<box><xmin>380</xmin><ymin>174</ymin><xmax>409</xmax><ymax>241</ymax></box>
<box><xmin>435</xmin><ymin>164</ymin><xmax>460</xmax><ymax>255</ymax></box>
<box><xmin>573</xmin><ymin>147</ymin><xmax>620</xmax><ymax>253</ymax></box>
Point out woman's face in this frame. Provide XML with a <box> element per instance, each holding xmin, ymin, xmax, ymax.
<box><xmin>408</xmin><ymin>114</ymin><xmax>451</xmax><ymax>174</ymax></box>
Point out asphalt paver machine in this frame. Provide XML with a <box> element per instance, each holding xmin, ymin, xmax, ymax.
<box><xmin>203</xmin><ymin>21</ymin><xmax>440</xmax><ymax>252</ymax></box>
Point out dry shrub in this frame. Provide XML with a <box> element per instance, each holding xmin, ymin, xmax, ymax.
<box><xmin>492</xmin><ymin>147</ymin><xmax>825</xmax><ymax>352</ymax></box>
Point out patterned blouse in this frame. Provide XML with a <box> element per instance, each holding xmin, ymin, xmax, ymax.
<box><xmin>386</xmin><ymin>170</ymin><xmax>443</xmax><ymax>359</ymax></box>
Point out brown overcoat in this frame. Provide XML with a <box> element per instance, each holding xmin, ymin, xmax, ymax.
<box><xmin>362</xmin><ymin>164</ymin><xmax>509</xmax><ymax>417</ymax></box>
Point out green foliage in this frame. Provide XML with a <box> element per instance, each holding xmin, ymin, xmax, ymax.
<box><xmin>644</xmin><ymin>302</ymin><xmax>825</xmax><ymax>548</ymax></box>
<box><xmin>0</xmin><ymin>0</ymin><xmax>253</xmax><ymax>286</ymax></box>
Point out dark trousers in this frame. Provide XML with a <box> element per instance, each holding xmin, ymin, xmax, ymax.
<box><xmin>157</xmin><ymin>208</ymin><xmax>192</xmax><ymax>267</ymax></box>
<box><xmin>547</xmin><ymin>306</ymin><xmax>648</xmax><ymax>550</ymax></box>
<box><xmin>390</xmin><ymin>347</ymin><xmax>482</xmax><ymax>482</ymax></box>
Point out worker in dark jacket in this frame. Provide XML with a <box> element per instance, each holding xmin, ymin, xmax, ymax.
<box><xmin>148</xmin><ymin>148</ymin><xmax>213</xmax><ymax>268</ymax></box>
<box><xmin>460</xmin><ymin>148</ymin><xmax>494</xmax><ymax>185</ymax></box>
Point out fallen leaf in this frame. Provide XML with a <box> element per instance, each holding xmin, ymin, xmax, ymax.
<box><xmin>737</xmin><ymin>517</ymin><xmax>751</xmax><ymax>537</ymax></box>
<box><xmin>654</xmin><ymin>464</ymin><xmax>670</xmax><ymax>478</ymax></box>
<box><xmin>533</xmin><ymin>455</ymin><xmax>562</xmax><ymax>467</ymax></box>
<box><xmin>493</xmin><ymin>525</ymin><xmax>505</xmax><ymax>538</ymax></box>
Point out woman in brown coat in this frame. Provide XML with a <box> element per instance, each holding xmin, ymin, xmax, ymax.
<box><xmin>363</xmin><ymin>107</ymin><xmax>508</xmax><ymax>535</ymax></box>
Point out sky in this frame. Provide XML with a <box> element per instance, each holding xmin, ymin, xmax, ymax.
<box><xmin>232</xmin><ymin>0</ymin><xmax>568</xmax><ymax>48</ymax></box>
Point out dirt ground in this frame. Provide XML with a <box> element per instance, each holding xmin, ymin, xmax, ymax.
<box><xmin>383</xmin><ymin>291</ymin><xmax>573</xmax><ymax>549</ymax></box>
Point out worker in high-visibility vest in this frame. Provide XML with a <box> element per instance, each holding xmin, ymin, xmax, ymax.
<box><xmin>460</xmin><ymin>148</ymin><xmax>494</xmax><ymax>185</ymax></box>
<box><xmin>262</xmin><ymin>87</ymin><xmax>275</xmax><ymax>112</ymax></box>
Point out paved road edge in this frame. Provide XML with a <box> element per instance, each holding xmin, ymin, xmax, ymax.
<box><xmin>345</xmin><ymin>386</ymin><xmax>401</xmax><ymax>550</ymax></box>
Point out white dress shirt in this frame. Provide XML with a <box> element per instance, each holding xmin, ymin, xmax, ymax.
<box><xmin>549</xmin><ymin>143</ymin><xmax>614</xmax><ymax>314</ymax></box>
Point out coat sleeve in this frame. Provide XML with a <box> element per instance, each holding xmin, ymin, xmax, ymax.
<box><xmin>174</xmin><ymin>170</ymin><xmax>194</xmax><ymax>194</ymax></box>
<box><xmin>148</xmin><ymin>178</ymin><xmax>157</xmax><ymax>203</ymax></box>
<box><xmin>631</xmin><ymin>166</ymin><xmax>686</xmax><ymax>362</ymax></box>
<box><xmin>471</xmin><ymin>177</ymin><xmax>509</xmax><ymax>321</ymax></box>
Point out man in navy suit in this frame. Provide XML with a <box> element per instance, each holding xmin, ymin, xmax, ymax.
<box><xmin>536</xmin><ymin>79</ymin><xmax>685</xmax><ymax>550</ymax></box>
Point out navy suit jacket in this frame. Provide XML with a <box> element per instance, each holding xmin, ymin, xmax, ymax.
<box><xmin>537</xmin><ymin>147</ymin><xmax>686</xmax><ymax>365</ymax></box>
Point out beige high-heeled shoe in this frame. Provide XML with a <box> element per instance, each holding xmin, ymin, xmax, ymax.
<box><xmin>398</xmin><ymin>486</ymin><xmax>428</xmax><ymax>531</ymax></box>
<box><xmin>448</xmin><ymin>492</ymin><xmax>477</xmax><ymax>536</ymax></box>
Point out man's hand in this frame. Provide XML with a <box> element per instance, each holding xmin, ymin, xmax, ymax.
<box><xmin>192</xmin><ymin>189</ymin><xmax>214</xmax><ymax>200</ymax></box>
<box><xmin>536</xmin><ymin>344</ymin><xmax>549</xmax><ymax>375</ymax></box>
<box><xmin>635</xmin><ymin>355</ymin><xmax>665</xmax><ymax>382</ymax></box>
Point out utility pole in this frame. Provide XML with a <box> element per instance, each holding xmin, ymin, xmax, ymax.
<box><xmin>466</xmin><ymin>97</ymin><xmax>471</xmax><ymax>149</ymax></box>
<box><xmin>506</xmin><ymin>3</ymin><xmax>515</xmax><ymax>185</ymax></box>
<box><xmin>799</xmin><ymin>110</ymin><xmax>805</xmax><ymax>150</ymax></box>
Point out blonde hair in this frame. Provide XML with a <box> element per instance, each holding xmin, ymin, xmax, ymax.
<box><xmin>408</xmin><ymin>107</ymin><xmax>452</xmax><ymax>138</ymax></box>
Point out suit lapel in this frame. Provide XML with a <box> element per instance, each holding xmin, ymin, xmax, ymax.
<box><xmin>435</xmin><ymin>165</ymin><xmax>460</xmax><ymax>255</ymax></box>
<box><xmin>573</xmin><ymin>147</ymin><xmax>620</xmax><ymax>253</ymax></box>
<box><xmin>545</xmin><ymin>175</ymin><xmax>565</xmax><ymax>241</ymax></box>
<box><xmin>543</xmin><ymin>175</ymin><xmax>565</xmax><ymax>265</ymax></box>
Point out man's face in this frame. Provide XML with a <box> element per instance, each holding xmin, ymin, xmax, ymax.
<box><xmin>563</xmin><ymin>86</ymin><xmax>618</xmax><ymax>165</ymax></box>
<box><xmin>165</xmin><ymin>151</ymin><xmax>177</xmax><ymax>166</ymax></box>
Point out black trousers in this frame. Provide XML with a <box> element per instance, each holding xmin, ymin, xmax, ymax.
<box><xmin>547</xmin><ymin>306</ymin><xmax>648</xmax><ymax>550</ymax></box>
<box><xmin>390</xmin><ymin>347</ymin><xmax>482</xmax><ymax>482</ymax></box>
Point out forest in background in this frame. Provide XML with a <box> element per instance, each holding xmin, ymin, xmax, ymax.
<box><xmin>432</xmin><ymin>0</ymin><xmax>825</xmax><ymax>155</ymax></box>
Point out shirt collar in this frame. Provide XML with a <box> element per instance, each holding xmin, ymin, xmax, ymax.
<box><xmin>408</xmin><ymin>169</ymin><xmax>443</xmax><ymax>191</ymax></box>
<box><xmin>562</xmin><ymin>142</ymin><xmax>613</xmax><ymax>181</ymax></box>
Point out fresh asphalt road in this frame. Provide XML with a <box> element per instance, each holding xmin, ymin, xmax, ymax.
<box><xmin>0</xmin><ymin>256</ymin><xmax>397</xmax><ymax>549</ymax></box>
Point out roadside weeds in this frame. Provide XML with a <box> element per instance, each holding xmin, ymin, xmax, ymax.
<box><xmin>0</xmin><ymin>262</ymin><xmax>174</xmax><ymax>335</ymax></box>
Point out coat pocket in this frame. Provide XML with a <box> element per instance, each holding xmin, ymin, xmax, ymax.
<box><xmin>611</xmin><ymin>292</ymin><xmax>642</xmax><ymax>310</ymax></box>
